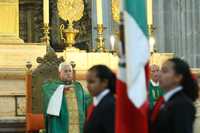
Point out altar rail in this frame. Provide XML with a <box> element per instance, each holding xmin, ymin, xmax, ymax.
<box><xmin>0</xmin><ymin>117</ymin><xmax>25</xmax><ymax>133</ymax></box>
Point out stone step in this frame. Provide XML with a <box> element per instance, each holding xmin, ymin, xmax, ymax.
<box><xmin>0</xmin><ymin>117</ymin><xmax>25</xmax><ymax>133</ymax></box>
<box><xmin>0</xmin><ymin>127</ymin><xmax>25</xmax><ymax>133</ymax></box>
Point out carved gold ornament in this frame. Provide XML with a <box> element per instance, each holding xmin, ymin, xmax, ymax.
<box><xmin>57</xmin><ymin>0</ymin><xmax>84</xmax><ymax>50</ymax></box>
<box><xmin>57</xmin><ymin>0</ymin><xmax>84</xmax><ymax>23</ymax></box>
<box><xmin>112</xmin><ymin>0</ymin><xmax>120</xmax><ymax>23</ymax></box>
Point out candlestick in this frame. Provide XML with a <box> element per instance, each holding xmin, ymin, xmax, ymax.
<box><xmin>96</xmin><ymin>0</ymin><xmax>103</xmax><ymax>24</ymax></box>
<box><xmin>147</xmin><ymin>0</ymin><xmax>153</xmax><ymax>25</ymax></box>
<box><xmin>94</xmin><ymin>24</ymin><xmax>107</xmax><ymax>52</ymax></box>
<box><xmin>149</xmin><ymin>36</ymin><xmax>155</xmax><ymax>53</ymax></box>
<box><xmin>41</xmin><ymin>23</ymin><xmax>50</xmax><ymax>52</ymax></box>
<box><xmin>43</xmin><ymin>0</ymin><xmax>49</xmax><ymax>24</ymax></box>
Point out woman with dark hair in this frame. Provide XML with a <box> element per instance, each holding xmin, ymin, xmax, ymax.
<box><xmin>84</xmin><ymin>65</ymin><xmax>116</xmax><ymax>133</ymax></box>
<box><xmin>150</xmin><ymin>58</ymin><xmax>199</xmax><ymax>133</ymax></box>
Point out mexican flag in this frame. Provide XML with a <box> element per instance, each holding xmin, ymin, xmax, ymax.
<box><xmin>115</xmin><ymin>0</ymin><xmax>150</xmax><ymax>133</ymax></box>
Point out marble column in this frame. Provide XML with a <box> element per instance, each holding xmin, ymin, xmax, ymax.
<box><xmin>153</xmin><ymin>0</ymin><xmax>200</xmax><ymax>68</ymax></box>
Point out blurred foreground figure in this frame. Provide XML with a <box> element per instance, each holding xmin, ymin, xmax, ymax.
<box><xmin>150</xmin><ymin>58</ymin><xmax>198</xmax><ymax>133</ymax></box>
<box><xmin>193</xmin><ymin>78</ymin><xmax>200</xmax><ymax>133</ymax></box>
<box><xmin>84</xmin><ymin>65</ymin><xmax>116</xmax><ymax>133</ymax></box>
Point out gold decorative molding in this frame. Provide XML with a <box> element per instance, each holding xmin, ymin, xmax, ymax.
<box><xmin>0</xmin><ymin>0</ymin><xmax>17</xmax><ymax>2</ymax></box>
<box><xmin>57</xmin><ymin>0</ymin><xmax>84</xmax><ymax>23</ymax></box>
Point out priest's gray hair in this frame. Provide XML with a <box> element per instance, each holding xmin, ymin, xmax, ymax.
<box><xmin>58</xmin><ymin>62</ymin><xmax>72</xmax><ymax>72</ymax></box>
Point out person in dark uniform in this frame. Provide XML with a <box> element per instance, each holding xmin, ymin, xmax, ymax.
<box><xmin>84</xmin><ymin>65</ymin><xmax>116</xmax><ymax>133</ymax></box>
<box><xmin>150</xmin><ymin>58</ymin><xmax>199</xmax><ymax>133</ymax></box>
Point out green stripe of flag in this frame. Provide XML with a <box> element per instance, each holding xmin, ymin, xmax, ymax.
<box><xmin>124</xmin><ymin>0</ymin><xmax>148</xmax><ymax>37</ymax></box>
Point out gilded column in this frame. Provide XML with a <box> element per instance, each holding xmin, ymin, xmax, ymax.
<box><xmin>0</xmin><ymin>0</ymin><xmax>23</xmax><ymax>43</ymax></box>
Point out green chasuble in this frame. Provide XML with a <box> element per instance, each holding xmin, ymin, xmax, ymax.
<box><xmin>42</xmin><ymin>80</ymin><xmax>92</xmax><ymax>133</ymax></box>
<box><xmin>149</xmin><ymin>80</ymin><xmax>163</xmax><ymax>110</ymax></box>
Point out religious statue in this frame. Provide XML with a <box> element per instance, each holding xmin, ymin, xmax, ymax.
<box><xmin>149</xmin><ymin>64</ymin><xmax>163</xmax><ymax>109</ymax></box>
<box><xmin>42</xmin><ymin>62</ymin><xmax>92</xmax><ymax>133</ymax></box>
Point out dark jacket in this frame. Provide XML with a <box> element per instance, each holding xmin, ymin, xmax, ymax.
<box><xmin>151</xmin><ymin>90</ymin><xmax>196</xmax><ymax>133</ymax></box>
<box><xmin>84</xmin><ymin>92</ymin><xmax>115</xmax><ymax>133</ymax></box>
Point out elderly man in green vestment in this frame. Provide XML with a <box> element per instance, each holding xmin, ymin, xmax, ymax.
<box><xmin>42</xmin><ymin>62</ymin><xmax>91</xmax><ymax>133</ymax></box>
<box><xmin>149</xmin><ymin>64</ymin><xmax>163</xmax><ymax>110</ymax></box>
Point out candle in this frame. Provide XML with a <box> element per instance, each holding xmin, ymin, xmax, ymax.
<box><xmin>110</xmin><ymin>35</ymin><xmax>115</xmax><ymax>51</ymax></box>
<box><xmin>43</xmin><ymin>0</ymin><xmax>49</xmax><ymax>24</ymax></box>
<box><xmin>96</xmin><ymin>0</ymin><xmax>103</xmax><ymax>24</ymax></box>
<box><xmin>147</xmin><ymin>0</ymin><xmax>153</xmax><ymax>25</ymax></box>
<box><xmin>149</xmin><ymin>36</ymin><xmax>155</xmax><ymax>53</ymax></box>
